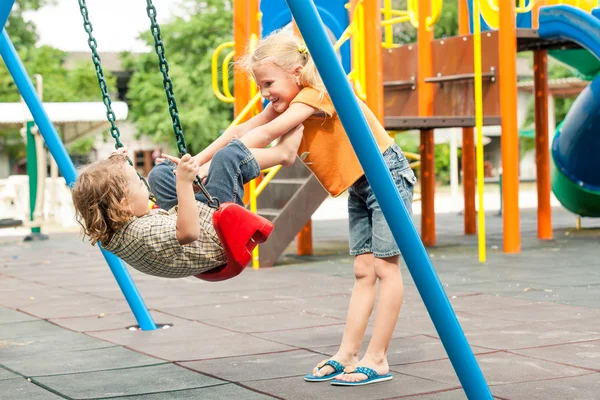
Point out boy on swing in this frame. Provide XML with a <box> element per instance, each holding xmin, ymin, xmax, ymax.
<box><xmin>71</xmin><ymin>125</ymin><xmax>303</xmax><ymax>278</ymax></box>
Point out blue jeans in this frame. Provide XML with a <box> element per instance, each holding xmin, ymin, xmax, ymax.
<box><xmin>148</xmin><ymin>138</ymin><xmax>261</xmax><ymax>210</ymax></box>
<box><xmin>348</xmin><ymin>143</ymin><xmax>417</xmax><ymax>258</ymax></box>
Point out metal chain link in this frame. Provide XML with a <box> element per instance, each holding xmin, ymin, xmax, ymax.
<box><xmin>78</xmin><ymin>0</ymin><xmax>156</xmax><ymax>204</ymax></box>
<box><xmin>145</xmin><ymin>0</ymin><xmax>219</xmax><ymax>209</ymax></box>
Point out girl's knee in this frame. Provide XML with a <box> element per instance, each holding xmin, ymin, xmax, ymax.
<box><xmin>354</xmin><ymin>255</ymin><xmax>376</xmax><ymax>283</ymax></box>
<box><xmin>374</xmin><ymin>256</ymin><xmax>401</xmax><ymax>279</ymax></box>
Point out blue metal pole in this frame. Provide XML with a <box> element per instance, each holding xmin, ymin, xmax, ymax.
<box><xmin>0</xmin><ymin>0</ymin><xmax>15</xmax><ymax>31</ymax></box>
<box><xmin>0</xmin><ymin>29</ymin><xmax>157</xmax><ymax>331</ymax></box>
<box><xmin>284</xmin><ymin>1</ymin><xmax>491</xmax><ymax>398</ymax></box>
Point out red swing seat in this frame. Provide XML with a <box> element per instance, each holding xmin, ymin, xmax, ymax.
<box><xmin>195</xmin><ymin>202</ymin><xmax>274</xmax><ymax>282</ymax></box>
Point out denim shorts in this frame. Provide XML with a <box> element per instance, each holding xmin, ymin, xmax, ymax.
<box><xmin>147</xmin><ymin>138</ymin><xmax>261</xmax><ymax>211</ymax></box>
<box><xmin>348</xmin><ymin>143</ymin><xmax>417</xmax><ymax>258</ymax></box>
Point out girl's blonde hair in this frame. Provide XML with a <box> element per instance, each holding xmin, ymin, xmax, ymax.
<box><xmin>71</xmin><ymin>154</ymin><xmax>134</xmax><ymax>246</ymax></box>
<box><xmin>241</xmin><ymin>30</ymin><xmax>326</xmax><ymax>94</ymax></box>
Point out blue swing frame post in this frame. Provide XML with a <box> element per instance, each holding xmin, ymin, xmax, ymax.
<box><xmin>0</xmin><ymin>26</ymin><xmax>157</xmax><ymax>331</ymax></box>
<box><xmin>284</xmin><ymin>0</ymin><xmax>492</xmax><ymax>398</ymax></box>
<box><xmin>0</xmin><ymin>0</ymin><xmax>13</xmax><ymax>31</ymax></box>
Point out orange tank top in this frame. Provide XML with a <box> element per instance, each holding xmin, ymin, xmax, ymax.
<box><xmin>290</xmin><ymin>87</ymin><xmax>394</xmax><ymax>197</ymax></box>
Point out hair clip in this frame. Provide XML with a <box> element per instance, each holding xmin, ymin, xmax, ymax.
<box><xmin>298</xmin><ymin>45</ymin><xmax>308</xmax><ymax>54</ymax></box>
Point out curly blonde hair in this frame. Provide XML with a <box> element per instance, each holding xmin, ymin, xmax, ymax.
<box><xmin>71</xmin><ymin>154</ymin><xmax>133</xmax><ymax>246</ymax></box>
<box><xmin>240</xmin><ymin>30</ymin><xmax>326</xmax><ymax>94</ymax></box>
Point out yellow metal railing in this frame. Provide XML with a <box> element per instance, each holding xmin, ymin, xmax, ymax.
<box><xmin>211</xmin><ymin>42</ymin><xmax>235</xmax><ymax>103</ymax></box>
<box><xmin>380</xmin><ymin>0</ymin><xmax>443</xmax><ymax>48</ymax></box>
<box><xmin>473</xmin><ymin>0</ymin><xmax>486</xmax><ymax>263</ymax></box>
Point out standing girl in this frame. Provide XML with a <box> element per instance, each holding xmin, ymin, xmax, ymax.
<box><xmin>197</xmin><ymin>31</ymin><xmax>416</xmax><ymax>386</ymax></box>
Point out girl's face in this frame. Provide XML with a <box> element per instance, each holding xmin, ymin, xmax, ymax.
<box><xmin>252</xmin><ymin>61</ymin><xmax>302</xmax><ymax>113</ymax></box>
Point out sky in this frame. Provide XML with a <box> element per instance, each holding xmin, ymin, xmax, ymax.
<box><xmin>22</xmin><ymin>0</ymin><xmax>184</xmax><ymax>52</ymax></box>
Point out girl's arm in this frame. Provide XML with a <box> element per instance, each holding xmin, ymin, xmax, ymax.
<box><xmin>193</xmin><ymin>103</ymin><xmax>279</xmax><ymax>166</ymax></box>
<box><xmin>239</xmin><ymin>103</ymin><xmax>315</xmax><ymax>149</ymax></box>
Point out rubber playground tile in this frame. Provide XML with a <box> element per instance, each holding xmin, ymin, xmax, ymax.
<box><xmin>219</xmin><ymin>284</ymin><xmax>351</xmax><ymax>302</ymax></box>
<box><xmin>269</xmin><ymin>293</ymin><xmax>353</xmax><ymax>320</ymax></box>
<box><xmin>16</xmin><ymin>293</ymin><xmax>131</xmax><ymax>319</ymax></box>
<box><xmin>513</xmin><ymin>339</ymin><xmax>600</xmax><ymax>370</ymax></box>
<box><xmin>0</xmin><ymin>308</ymin><xmax>38</xmax><ymax>324</ymax></box>
<box><xmin>49</xmin><ymin>310</ymin><xmax>190</xmax><ymax>332</ymax></box>
<box><xmin>87</xmin><ymin>320</ymin><xmax>239</xmax><ymax>346</ymax></box>
<box><xmin>251</xmin><ymin>322</ymin><xmax>351</xmax><ymax>349</ymax></box>
<box><xmin>244</xmin><ymin>371</ymin><xmax>452</xmax><ymax>400</ymax></box>
<box><xmin>87</xmin><ymin>322</ymin><xmax>294</xmax><ymax>362</ymax></box>
<box><xmin>391</xmin><ymin>351</ymin><xmax>589</xmax><ymax>387</ymax></box>
<box><xmin>180</xmin><ymin>349</ymin><xmax>325</xmax><ymax>382</ymax></box>
<box><xmin>2</xmin><ymin>345</ymin><xmax>164</xmax><ymax>377</ymax></box>
<box><xmin>385</xmin><ymin>335</ymin><xmax>492</xmax><ymax>367</ymax></box>
<box><xmin>0</xmin><ymin>280</ymin><xmax>79</xmax><ymax>309</ymax></box>
<box><xmin>0</xmin><ymin>320</ymin><xmax>67</xmax><ymax>340</ymax></box>
<box><xmin>32</xmin><ymin>363</ymin><xmax>224</xmax><ymax>399</ymax></box>
<box><xmin>2</xmin><ymin>378</ymin><xmax>64</xmax><ymax>400</ymax></box>
<box><xmin>159</xmin><ymin>299</ymin><xmax>292</xmax><ymax>322</ymax></box>
<box><xmin>457</xmin><ymin>322</ymin><xmax>600</xmax><ymax>351</ymax></box>
<box><xmin>0</xmin><ymin>331</ymin><xmax>113</xmax><ymax>359</ymax></box>
<box><xmin>0</xmin><ymin>366</ymin><xmax>19</xmax><ymax>380</ymax></box>
<box><xmin>143</xmin><ymin>292</ymin><xmax>243</xmax><ymax>309</ymax></box>
<box><xmin>467</xmin><ymin>302</ymin><xmax>600</xmax><ymax>324</ymax></box>
<box><xmin>490</xmin><ymin>372</ymin><xmax>600</xmax><ymax>400</ymax></box>
<box><xmin>410</xmin><ymin>387</ymin><xmax>474</xmax><ymax>400</ymax></box>
<box><xmin>108</xmin><ymin>384</ymin><xmax>274</xmax><ymax>399</ymax></box>
<box><xmin>201</xmin><ymin>311</ymin><xmax>344</xmax><ymax>334</ymax></box>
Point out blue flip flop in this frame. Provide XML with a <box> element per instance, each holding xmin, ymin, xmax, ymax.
<box><xmin>304</xmin><ymin>359</ymin><xmax>345</xmax><ymax>382</ymax></box>
<box><xmin>330</xmin><ymin>365</ymin><xmax>393</xmax><ymax>386</ymax></box>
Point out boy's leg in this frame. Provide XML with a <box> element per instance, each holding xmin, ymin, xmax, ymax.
<box><xmin>201</xmin><ymin>126</ymin><xmax>303</xmax><ymax>206</ymax></box>
<box><xmin>147</xmin><ymin>159</ymin><xmax>179</xmax><ymax>211</ymax></box>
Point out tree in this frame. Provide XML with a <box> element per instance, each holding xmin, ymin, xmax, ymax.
<box><xmin>123</xmin><ymin>0</ymin><xmax>234</xmax><ymax>155</ymax></box>
<box><xmin>0</xmin><ymin>1</ymin><xmax>109</xmax><ymax>163</ymax></box>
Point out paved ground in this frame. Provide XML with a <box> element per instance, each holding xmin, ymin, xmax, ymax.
<box><xmin>1</xmin><ymin>207</ymin><xmax>600</xmax><ymax>399</ymax></box>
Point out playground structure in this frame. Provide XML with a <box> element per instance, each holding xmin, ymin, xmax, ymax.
<box><xmin>3</xmin><ymin>0</ymin><xmax>600</xmax><ymax>398</ymax></box>
<box><xmin>212</xmin><ymin>0</ymin><xmax>600</xmax><ymax>266</ymax></box>
<box><xmin>1</xmin><ymin>0</ymin><xmax>495</xmax><ymax>398</ymax></box>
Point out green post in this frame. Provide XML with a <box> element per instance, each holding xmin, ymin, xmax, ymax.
<box><xmin>25</xmin><ymin>121</ymin><xmax>48</xmax><ymax>241</ymax></box>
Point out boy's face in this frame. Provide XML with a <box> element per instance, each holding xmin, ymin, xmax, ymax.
<box><xmin>124</xmin><ymin>163</ymin><xmax>150</xmax><ymax>217</ymax></box>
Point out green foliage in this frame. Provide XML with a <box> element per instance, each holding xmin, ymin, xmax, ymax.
<box><xmin>523</xmin><ymin>58</ymin><xmax>578</xmax><ymax>131</ymax></box>
<box><xmin>123</xmin><ymin>0</ymin><xmax>234</xmax><ymax>155</ymax></box>
<box><xmin>68</xmin><ymin>136</ymin><xmax>96</xmax><ymax>155</ymax></box>
<box><xmin>0</xmin><ymin>1</ymin><xmax>115</xmax><ymax>162</ymax></box>
<box><xmin>390</xmin><ymin>0</ymin><xmax>458</xmax><ymax>45</ymax></box>
<box><xmin>395</xmin><ymin>132</ymin><xmax>456</xmax><ymax>185</ymax></box>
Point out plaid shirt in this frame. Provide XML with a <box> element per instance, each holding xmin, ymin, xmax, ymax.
<box><xmin>102</xmin><ymin>201</ymin><xmax>227</xmax><ymax>278</ymax></box>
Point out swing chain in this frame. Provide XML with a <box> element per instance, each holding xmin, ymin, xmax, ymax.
<box><xmin>78</xmin><ymin>0</ymin><xmax>122</xmax><ymax>150</ymax></box>
<box><xmin>145</xmin><ymin>0</ymin><xmax>220</xmax><ymax>209</ymax></box>
<box><xmin>78</xmin><ymin>0</ymin><xmax>157</xmax><ymax>204</ymax></box>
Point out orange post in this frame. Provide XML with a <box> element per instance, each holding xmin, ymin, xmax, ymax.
<box><xmin>459</xmin><ymin>0</ymin><xmax>476</xmax><ymax>235</ymax></box>
<box><xmin>418</xmin><ymin>0</ymin><xmax>435</xmax><ymax>246</ymax></box>
<box><xmin>233</xmin><ymin>0</ymin><xmax>250</xmax><ymax>119</ymax></box>
<box><xmin>234</xmin><ymin>0</ymin><xmax>255</xmax><ymax>205</ymax></box>
<box><xmin>363</xmin><ymin>0</ymin><xmax>384</xmax><ymax>123</ymax></box>
<box><xmin>297</xmin><ymin>220</ymin><xmax>313</xmax><ymax>256</ymax></box>
<box><xmin>534</xmin><ymin>50</ymin><xmax>553</xmax><ymax>240</ymax></box>
<box><xmin>462</xmin><ymin>128</ymin><xmax>476</xmax><ymax>234</ymax></box>
<box><xmin>498</xmin><ymin>1</ymin><xmax>520</xmax><ymax>253</ymax></box>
